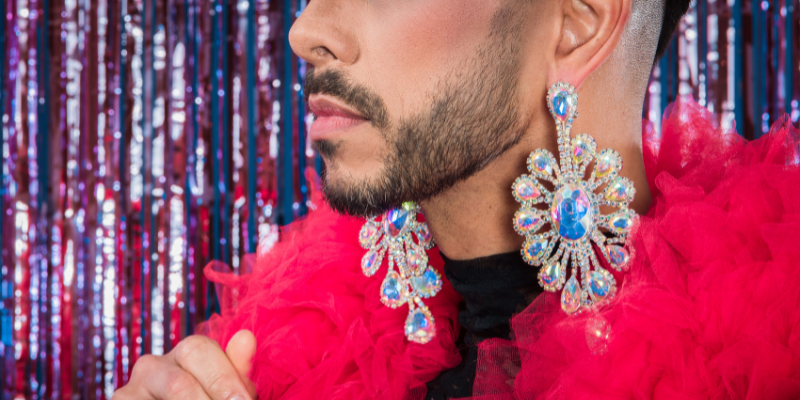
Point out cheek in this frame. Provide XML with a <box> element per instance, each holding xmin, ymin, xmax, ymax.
<box><xmin>360</xmin><ymin>0</ymin><xmax>502</xmax><ymax>115</ymax></box>
<box><xmin>379</xmin><ymin>0</ymin><xmax>493</xmax><ymax>50</ymax></box>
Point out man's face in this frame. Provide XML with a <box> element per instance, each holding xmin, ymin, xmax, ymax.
<box><xmin>290</xmin><ymin>0</ymin><xmax>542</xmax><ymax>217</ymax></box>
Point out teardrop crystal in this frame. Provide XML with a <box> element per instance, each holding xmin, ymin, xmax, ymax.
<box><xmin>585</xmin><ymin>314</ymin><xmax>612</xmax><ymax>355</ymax></box>
<box><xmin>412</xmin><ymin>267</ymin><xmax>442</xmax><ymax>298</ymax></box>
<box><xmin>514</xmin><ymin>208</ymin><xmax>543</xmax><ymax>234</ymax></box>
<box><xmin>604</xmin><ymin>178</ymin><xmax>633</xmax><ymax>203</ymax></box>
<box><xmin>572</xmin><ymin>135</ymin><xmax>595</xmax><ymax>165</ymax></box>
<box><xmin>530</xmin><ymin>153</ymin><xmax>553</xmax><ymax>176</ymax></box>
<box><xmin>405</xmin><ymin>308</ymin><xmax>436</xmax><ymax>344</ymax></box>
<box><xmin>539</xmin><ymin>262</ymin><xmax>563</xmax><ymax>291</ymax></box>
<box><xmin>361</xmin><ymin>249</ymin><xmax>382</xmax><ymax>277</ymax></box>
<box><xmin>550</xmin><ymin>88</ymin><xmax>575</xmax><ymax>122</ymax></box>
<box><xmin>609</xmin><ymin>211</ymin><xmax>635</xmax><ymax>234</ymax></box>
<box><xmin>380</xmin><ymin>271</ymin><xmax>406</xmax><ymax>308</ymax></box>
<box><xmin>359</xmin><ymin>221</ymin><xmax>381</xmax><ymax>248</ymax></box>
<box><xmin>416</xmin><ymin>224</ymin><xmax>432</xmax><ymax>246</ymax></box>
<box><xmin>561</xmin><ymin>275</ymin><xmax>582</xmax><ymax>314</ymax></box>
<box><xmin>523</xmin><ymin>237</ymin><xmax>549</xmax><ymax>264</ymax></box>
<box><xmin>513</xmin><ymin>177</ymin><xmax>541</xmax><ymax>202</ymax></box>
<box><xmin>588</xmin><ymin>270</ymin><xmax>612</xmax><ymax>303</ymax></box>
<box><xmin>595</xmin><ymin>151</ymin><xmax>619</xmax><ymax>179</ymax></box>
<box><xmin>383</xmin><ymin>208</ymin><xmax>410</xmax><ymax>238</ymax></box>
<box><xmin>606</xmin><ymin>245</ymin><xmax>630</xmax><ymax>270</ymax></box>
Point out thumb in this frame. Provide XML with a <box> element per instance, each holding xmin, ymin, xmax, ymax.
<box><xmin>226</xmin><ymin>330</ymin><xmax>257</xmax><ymax>398</ymax></box>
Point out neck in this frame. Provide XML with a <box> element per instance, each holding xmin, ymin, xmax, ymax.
<box><xmin>420</xmin><ymin>86</ymin><xmax>652</xmax><ymax>261</ymax></box>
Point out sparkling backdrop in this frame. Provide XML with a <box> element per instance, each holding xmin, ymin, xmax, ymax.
<box><xmin>0</xmin><ymin>0</ymin><xmax>797</xmax><ymax>398</ymax></box>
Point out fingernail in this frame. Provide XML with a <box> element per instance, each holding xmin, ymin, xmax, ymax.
<box><xmin>230</xmin><ymin>396</ymin><xmax>246</xmax><ymax>400</ymax></box>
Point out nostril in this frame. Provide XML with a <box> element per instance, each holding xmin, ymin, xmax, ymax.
<box><xmin>313</xmin><ymin>46</ymin><xmax>336</xmax><ymax>60</ymax></box>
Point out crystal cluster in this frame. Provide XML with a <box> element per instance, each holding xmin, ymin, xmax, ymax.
<box><xmin>512</xmin><ymin>82</ymin><xmax>638</xmax><ymax>315</ymax></box>
<box><xmin>359</xmin><ymin>202</ymin><xmax>441</xmax><ymax>344</ymax></box>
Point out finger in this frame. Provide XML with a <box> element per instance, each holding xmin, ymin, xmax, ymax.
<box><xmin>111</xmin><ymin>384</ymin><xmax>153</xmax><ymax>400</ymax></box>
<box><xmin>225</xmin><ymin>330</ymin><xmax>257</xmax><ymax>398</ymax></box>
<box><xmin>226</xmin><ymin>330</ymin><xmax>256</xmax><ymax>377</ymax></box>
<box><xmin>127</xmin><ymin>354</ymin><xmax>213</xmax><ymax>400</ymax></box>
<box><xmin>171</xmin><ymin>335</ymin><xmax>253</xmax><ymax>400</ymax></box>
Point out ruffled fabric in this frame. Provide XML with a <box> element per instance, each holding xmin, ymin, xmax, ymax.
<box><xmin>200</xmin><ymin>185</ymin><xmax>462</xmax><ymax>399</ymax></box>
<box><xmin>471</xmin><ymin>98</ymin><xmax>800</xmax><ymax>399</ymax></box>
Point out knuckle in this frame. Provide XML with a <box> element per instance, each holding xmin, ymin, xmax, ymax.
<box><xmin>130</xmin><ymin>354</ymin><xmax>158</xmax><ymax>380</ymax></box>
<box><xmin>175</xmin><ymin>335</ymin><xmax>214</xmax><ymax>365</ymax></box>
<box><xmin>166</xmin><ymin>371</ymin><xmax>201</xmax><ymax>400</ymax></box>
<box><xmin>206</xmin><ymin>373</ymin><xmax>239</xmax><ymax>398</ymax></box>
<box><xmin>109</xmin><ymin>387</ymin><xmax>129</xmax><ymax>400</ymax></box>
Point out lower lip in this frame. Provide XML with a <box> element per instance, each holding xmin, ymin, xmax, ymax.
<box><xmin>309</xmin><ymin>115</ymin><xmax>368</xmax><ymax>141</ymax></box>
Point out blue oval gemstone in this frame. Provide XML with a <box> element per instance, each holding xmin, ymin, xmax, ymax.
<box><xmin>551</xmin><ymin>185</ymin><xmax>594</xmax><ymax>241</ymax></box>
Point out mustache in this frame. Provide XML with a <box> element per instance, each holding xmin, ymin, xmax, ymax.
<box><xmin>303</xmin><ymin>69</ymin><xmax>390</xmax><ymax>131</ymax></box>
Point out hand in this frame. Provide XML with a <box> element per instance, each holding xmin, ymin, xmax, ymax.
<box><xmin>112</xmin><ymin>330</ymin><xmax>257</xmax><ymax>400</ymax></box>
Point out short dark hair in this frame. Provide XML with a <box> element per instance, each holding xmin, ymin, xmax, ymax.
<box><xmin>655</xmin><ymin>0</ymin><xmax>692</xmax><ymax>59</ymax></box>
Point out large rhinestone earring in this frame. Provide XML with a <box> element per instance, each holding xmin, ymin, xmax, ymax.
<box><xmin>359</xmin><ymin>202</ymin><xmax>442</xmax><ymax>344</ymax></box>
<box><xmin>512</xmin><ymin>82</ymin><xmax>638</xmax><ymax>315</ymax></box>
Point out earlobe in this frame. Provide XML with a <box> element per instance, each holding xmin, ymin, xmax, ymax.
<box><xmin>548</xmin><ymin>0</ymin><xmax>630</xmax><ymax>87</ymax></box>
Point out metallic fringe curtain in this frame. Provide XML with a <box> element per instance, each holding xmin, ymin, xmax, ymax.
<box><xmin>0</xmin><ymin>0</ymin><xmax>797</xmax><ymax>398</ymax></box>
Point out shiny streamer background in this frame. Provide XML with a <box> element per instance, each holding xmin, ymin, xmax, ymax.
<box><xmin>0</xmin><ymin>0</ymin><xmax>797</xmax><ymax>398</ymax></box>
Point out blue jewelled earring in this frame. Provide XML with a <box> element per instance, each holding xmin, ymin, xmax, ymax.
<box><xmin>359</xmin><ymin>202</ymin><xmax>442</xmax><ymax>344</ymax></box>
<box><xmin>512</xmin><ymin>82</ymin><xmax>638</xmax><ymax>315</ymax></box>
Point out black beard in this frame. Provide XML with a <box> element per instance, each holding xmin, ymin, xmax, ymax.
<box><xmin>305</xmin><ymin>6</ymin><xmax>527</xmax><ymax>218</ymax></box>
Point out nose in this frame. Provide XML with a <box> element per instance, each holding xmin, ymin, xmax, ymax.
<box><xmin>289</xmin><ymin>0</ymin><xmax>359</xmax><ymax>69</ymax></box>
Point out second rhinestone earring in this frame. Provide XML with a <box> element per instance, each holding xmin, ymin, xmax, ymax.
<box><xmin>358</xmin><ymin>202</ymin><xmax>443</xmax><ymax>344</ymax></box>
<box><xmin>511</xmin><ymin>82</ymin><xmax>639</xmax><ymax>315</ymax></box>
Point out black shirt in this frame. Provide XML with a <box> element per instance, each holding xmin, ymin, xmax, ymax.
<box><xmin>425</xmin><ymin>251</ymin><xmax>543</xmax><ymax>399</ymax></box>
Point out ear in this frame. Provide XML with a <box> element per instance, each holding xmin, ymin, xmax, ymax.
<box><xmin>547</xmin><ymin>0</ymin><xmax>632</xmax><ymax>87</ymax></box>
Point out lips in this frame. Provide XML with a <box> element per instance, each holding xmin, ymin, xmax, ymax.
<box><xmin>307</xmin><ymin>95</ymin><xmax>369</xmax><ymax>141</ymax></box>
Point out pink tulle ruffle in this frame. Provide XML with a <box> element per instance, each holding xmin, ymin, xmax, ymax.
<box><xmin>200</xmin><ymin>195</ymin><xmax>462</xmax><ymax>399</ymax></box>
<box><xmin>471</xmin><ymin>98</ymin><xmax>800</xmax><ymax>399</ymax></box>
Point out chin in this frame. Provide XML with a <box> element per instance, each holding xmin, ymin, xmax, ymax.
<box><xmin>320</xmin><ymin>164</ymin><xmax>396</xmax><ymax>217</ymax></box>
<box><xmin>322</xmin><ymin>164</ymin><xmax>372</xmax><ymax>191</ymax></box>
<box><xmin>323</xmin><ymin>153</ymin><xmax>385</xmax><ymax>185</ymax></box>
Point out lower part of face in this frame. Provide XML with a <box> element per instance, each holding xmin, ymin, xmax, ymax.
<box><xmin>315</xmin><ymin>4</ymin><xmax>528</xmax><ymax>217</ymax></box>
